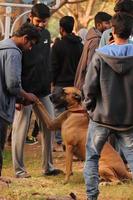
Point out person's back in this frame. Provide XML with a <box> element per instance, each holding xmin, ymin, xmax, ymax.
<box><xmin>84</xmin><ymin>43</ymin><xmax>133</xmax><ymax>127</ymax></box>
<box><xmin>74</xmin><ymin>12</ymin><xmax>112</xmax><ymax>90</ymax></box>
<box><xmin>51</xmin><ymin>16</ymin><xmax>83</xmax><ymax>87</ymax></box>
<box><xmin>51</xmin><ymin>16</ymin><xmax>83</xmax><ymax>146</ymax></box>
<box><xmin>51</xmin><ymin>32</ymin><xmax>83</xmax><ymax>87</ymax></box>
<box><xmin>74</xmin><ymin>27</ymin><xmax>102</xmax><ymax>90</ymax></box>
<box><xmin>84</xmin><ymin>13</ymin><xmax>133</xmax><ymax>128</ymax></box>
<box><xmin>83</xmin><ymin>12</ymin><xmax>133</xmax><ymax>200</ymax></box>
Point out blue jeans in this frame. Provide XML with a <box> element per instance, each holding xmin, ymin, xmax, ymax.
<box><xmin>84</xmin><ymin>120</ymin><xmax>133</xmax><ymax>199</ymax></box>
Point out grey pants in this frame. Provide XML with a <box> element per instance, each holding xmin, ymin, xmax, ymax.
<box><xmin>12</xmin><ymin>95</ymin><xmax>55</xmax><ymax>176</ymax></box>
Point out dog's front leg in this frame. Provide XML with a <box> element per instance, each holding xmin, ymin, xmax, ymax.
<box><xmin>64</xmin><ymin>144</ymin><xmax>73</xmax><ymax>184</ymax></box>
<box><xmin>33</xmin><ymin>100</ymin><xmax>68</xmax><ymax>130</ymax></box>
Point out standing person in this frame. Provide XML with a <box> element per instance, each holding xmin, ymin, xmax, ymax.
<box><xmin>51</xmin><ymin>16</ymin><xmax>83</xmax><ymax>147</ymax></box>
<box><xmin>99</xmin><ymin>0</ymin><xmax>133</xmax><ymax>47</ymax></box>
<box><xmin>83</xmin><ymin>13</ymin><xmax>133</xmax><ymax>200</ymax></box>
<box><xmin>12</xmin><ymin>3</ymin><xmax>62</xmax><ymax>178</ymax></box>
<box><xmin>98</xmin><ymin>0</ymin><xmax>133</xmax><ymax>163</ymax></box>
<box><xmin>0</xmin><ymin>23</ymin><xmax>39</xmax><ymax>181</ymax></box>
<box><xmin>74</xmin><ymin>12</ymin><xmax>112</xmax><ymax>90</ymax></box>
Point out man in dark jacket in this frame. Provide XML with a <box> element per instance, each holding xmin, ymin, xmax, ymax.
<box><xmin>12</xmin><ymin>3</ymin><xmax>61</xmax><ymax>178</ymax></box>
<box><xmin>51</xmin><ymin>16</ymin><xmax>83</xmax><ymax>145</ymax></box>
<box><xmin>74</xmin><ymin>12</ymin><xmax>112</xmax><ymax>90</ymax></box>
<box><xmin>83</xmin><ymin>13</ymin><xmax>133</xmax><ymax>200</ymax></box>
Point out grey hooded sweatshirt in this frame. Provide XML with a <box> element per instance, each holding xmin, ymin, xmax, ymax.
<box><xmin>83</xmin><ymin>43</ymin><xmax>133</xmax><ymax>128</ymax></box>
<box><xmin>0</xmin><ymin>38</ymin><xmax>22</xmax><ymax>123</ymax></box>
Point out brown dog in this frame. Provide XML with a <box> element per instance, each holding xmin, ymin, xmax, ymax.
<box><xmin>33</xmin><ymin>87</ymin><xmax>132</xmax><ymax>184</ymax></box>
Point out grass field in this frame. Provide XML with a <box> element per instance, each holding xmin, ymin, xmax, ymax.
<box><xmin>1</xmin><ymin>141</ymin><xmax>133</xmax><ymax>200</ymax></box>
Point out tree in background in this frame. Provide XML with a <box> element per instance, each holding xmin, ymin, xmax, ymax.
<box><xmin>49</xmin><ymin>0</ymin><xmax>115</xmax><ymax>37</ymax></box>
<box><xmin>0</xmin><ymin>0</ymin><xmax>115</xmax><ymax>39</ymax></box>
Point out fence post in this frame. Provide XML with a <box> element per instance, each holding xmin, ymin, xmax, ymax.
<box><xmin>5</xmin><ymin>6</ymin><xmax>12</xmax><ymax>39</ymax></box>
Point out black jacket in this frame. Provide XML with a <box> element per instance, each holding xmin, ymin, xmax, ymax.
<box><xmin>21</xmin><ymin>28</ymin><xmax>51</xmax><ymax>97</ymax></box>
<box><xmin>83</xmin><ymin>44</ymin><xmax>133</xmax><ymax>128</ymax></box>
<box><xmin>51</xmin><ymin>33</ymin><xmax>83</xmax><ymax>87</ymax></box>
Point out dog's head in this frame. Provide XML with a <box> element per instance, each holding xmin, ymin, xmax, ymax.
<box><xmin>50</xmin><ymin>87</ymin><xmax>81</xmax><ymax>109</ymax></box>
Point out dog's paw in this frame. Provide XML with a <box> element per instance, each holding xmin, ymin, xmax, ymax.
<box><xmin>63</xmin><ymin>179</ymin><xmax>69</xmax><ymax>185</ymax></box>
<box><xmin>99</xmin><ymin>181</ymin><xmax>110</xmax><ymax>186</ymax></box>
<box><xmin>100</xmin><ymin>180</ymin><xmax>122</xmax><ymax>186</ymax></box>
<box><xmin>0</xmin><ymin>177</ymin><xmax>11</xmax><ymax>184</ymax></box>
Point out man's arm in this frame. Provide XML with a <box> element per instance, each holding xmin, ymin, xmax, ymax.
<box><xmin>33</xmin><ymin>100</ymin><xmax>68</xmax><ymax>130</ymax></box>
<box><xmin>83</xmin><ymin>53</ymin><xmax>100</xmax><ymax>111</ymax></box>
<box><xmin>5</xmin><ymin>52</ymin><xmax>38</xmax><ymax>103</ymax></box>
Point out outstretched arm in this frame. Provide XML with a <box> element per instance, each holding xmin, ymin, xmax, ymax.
<box><xmin>33</xmin><ymin>100</ymin><xmax>68</xmax><ymax>130</ymax></box>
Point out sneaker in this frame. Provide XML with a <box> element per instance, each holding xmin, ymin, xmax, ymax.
<box><xmin>25</xmin><ymin>136</ymin><xmax>38</xmax><ymax>145</ymax></box>
<box><xmin>16</xmin><ymin>172</ymin><xmax>31</xmax><ymax>178</ymax></box>
<box><xmin>44</xmin><ymin>169</ymin><xmax>64</xmax><ymax>176</ymax></box>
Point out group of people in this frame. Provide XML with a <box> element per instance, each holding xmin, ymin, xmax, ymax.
<box><xmin>0</xmin><ymin>0</ymin><xmax>133</xmax><ymax>200</ymax></box>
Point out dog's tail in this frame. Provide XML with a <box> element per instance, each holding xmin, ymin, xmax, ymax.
<box><xmin>69</xmin><ymin>192</ymin><xmax>77</xmax><ymax>200</ymax></box>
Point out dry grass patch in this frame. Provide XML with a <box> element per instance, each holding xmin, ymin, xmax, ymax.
<box><xmin>0</xmin><ymin>141</ymin><xmax>133</xmax><ymax>200</ymax></box>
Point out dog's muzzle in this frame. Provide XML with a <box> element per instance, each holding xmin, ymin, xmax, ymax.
<box><xmin>49</xmin><ymin>89</ymin><xmax>68</xmax><ymax>109</ymax></box>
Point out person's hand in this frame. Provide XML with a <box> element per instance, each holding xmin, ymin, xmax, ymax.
<box><xmin>15</xmin><ymin>103</ymin><xmax>23</xmax><ymax>111</ymax></box>
<box><xmin>24</xmin><ymin>92</ymin><xmax>39</xmax><ymax>103</ymax></box>
<box><xmin>19</xmin><ymin>89</ymin><xmax>39</xmax><ymax>105</ymax></box>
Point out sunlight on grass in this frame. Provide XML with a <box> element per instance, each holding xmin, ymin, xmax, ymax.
<box><xmin>1</xmin><ymin>145</ymin><xmax>133</xmax><ymax>200</ymax></box>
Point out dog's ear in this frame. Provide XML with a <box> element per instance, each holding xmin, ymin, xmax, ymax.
<box><xmin>73</xmin><ymin>93</ymin><xmax>81</xmax><ymax>102</ymax></box>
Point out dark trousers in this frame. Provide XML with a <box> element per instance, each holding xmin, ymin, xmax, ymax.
<box><xmin>0</xmin><ymin>117</ymin><xmax>8</xmax><ymax>176</ymax></box>
<box><xmin>32</xmin><ymin>120</ymin><xmax>39</xmax><ymax>137</ymax></box>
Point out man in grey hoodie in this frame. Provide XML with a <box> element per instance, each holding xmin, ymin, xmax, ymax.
<box><xmin>0</xmin><ymin>23</ymin><xmax>39</xmax><ymax>181</ymax></box>
<box><xmin>83</xmin><ymin>13</ymin><xmax>133</xmax><ymax>200</ymax></box>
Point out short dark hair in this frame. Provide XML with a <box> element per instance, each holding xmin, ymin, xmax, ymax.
<box><xmin>12</xmin><ymin>23</ymin><xmax>40</xmax><ymax>42</ymax></box>
<box><xmin>114</xmin><ymin>0</ymin><xmax>133</xmax><ymax>16</ymax></box>
<box><xmin>31</xmin><ymin>3</ymin><xmax>50</xmax><ymax>19</ymax></box>
<box><xmin>59</xmin><ymin>16</ymin><xmax>74</xmax><ymax>33</ymax></box>
<box><xmin>111</xmin><ymin>13</ymin><xmax>133</xmax><ymax>39</ymax></box>
<box><xmin>94</xmin><ymin>12</ymin><xmax>112</xmax><ymax>26</ymax></box>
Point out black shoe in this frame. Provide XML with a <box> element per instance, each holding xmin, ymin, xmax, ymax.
<box><xmin>44</xmin><ymin>169</ymin><xmax>64</xmax><ymax>176</ymax></box>
<box><xmin>25</xmin><ymin>136</ymin><xmax>38</xmax><ymax>145</ymax></box>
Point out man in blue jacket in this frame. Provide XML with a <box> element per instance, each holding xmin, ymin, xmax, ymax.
<box><xmin>83</xmin><ymin>13</ymin><xmax>133</xmax><ymax>200</ymax></box>
<box><xmin>0</xmin><ymin>23</ymin><xmax>39</xmax><ymax>181</ymax></box>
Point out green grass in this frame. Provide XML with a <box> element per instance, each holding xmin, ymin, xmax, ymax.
<box><xmin>1</xmin><ymin>145</ymin><xmax>133</xmax><ymax>200</ymax></box>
